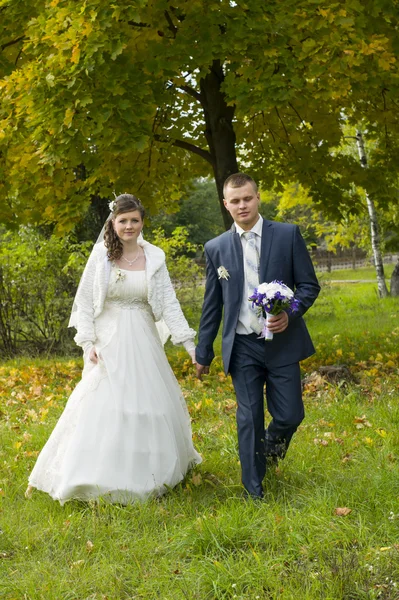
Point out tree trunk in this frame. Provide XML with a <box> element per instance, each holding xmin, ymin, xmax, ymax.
<box><xmin>200</xmin><ymin>60</ymin><xmax>238</xmax><ymax>230</ymax></box>
<box><xmin>364</xmin><ymin>192</ymin><xmax>389</xmax><ymax>297</ymax></box>
<box><xmin>355</xmin><ymin>132</ymin><xmax>389</xmax><ymax>298</ymax></box>
<box><xmin>390</xmin><ymin>259</ymin><xmax>399</xmax><ymax>297</ymax></box>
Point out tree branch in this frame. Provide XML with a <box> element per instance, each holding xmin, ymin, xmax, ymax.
<box><xmin>174</xmin><ymin>138</ymin><xmax>213</xmax><ymax>164</ymax></box>
<box><xmin>127</xmin><ymin>20</ymin><xmax>150</xmax><ymax>28</ymax></box>
<box><xmin>164</xmin><ymin>10</ymin><xmax>178</xmax><ymax>38</ymax></box>
<box><xmin>275</xmin><ymin>107</ymin><xmax>297</xmax><ymax>154</ymax></box>
<box><xmin>288</xmin><ymin>102</ymin><xmax>313</xmax><ymax>142</ymax></box>
<box><xmin>177</xmin><ymin>85</ymin><xmax>202</xmax><ymax>102</ymax></box>
<box><xmin>14</xmin><ymin>47</ymin><xmax>23</xmax><ymax>65</ymax></box>
<box><xmin>154</xmin><ymin>133</ymin><xmax>214</xmax><ymax>165</ymax></box>
<box><xmin>1</xmin><ymin>35</ymin><xmax>25</xmax><ymax>52</ymax></box>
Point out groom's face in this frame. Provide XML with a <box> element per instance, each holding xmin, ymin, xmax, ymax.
<box><xmin>223</xmin><ymin>182</ymin><xmax>260</xmax><ymax>230</ymax></box>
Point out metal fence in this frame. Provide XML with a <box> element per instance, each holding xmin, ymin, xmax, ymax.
<box><xmin>312</xmin><ymin>253</ymin><xmax>399</xmax><ymax>273</ymax></box>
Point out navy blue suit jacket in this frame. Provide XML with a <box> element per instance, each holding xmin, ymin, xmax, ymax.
<box><xmin>196</xmin><ymin>219</ymin><xmax>320</xmax><ymax>374</ymax></box>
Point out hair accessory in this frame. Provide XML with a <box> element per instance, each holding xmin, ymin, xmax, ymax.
<box><xmin>108</xmin><ymin>199</ymin><xmax>116</xmax><ymax>212</ymax></box>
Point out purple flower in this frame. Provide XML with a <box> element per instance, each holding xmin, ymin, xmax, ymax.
<box><xmin>249</xmin><ymin>280</ymin><xmax>299</xmax><ymax>316</ymax></box>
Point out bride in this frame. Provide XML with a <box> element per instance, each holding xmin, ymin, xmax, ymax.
<box><xmin>26</xmin><ymin>194</ymin><xmax>201</xmax><ymax>505</ymax></box>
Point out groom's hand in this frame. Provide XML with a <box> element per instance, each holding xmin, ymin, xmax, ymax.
<box><xmin>195</xmin><ymin>363</ymin><xmax>209</xmax><ymax>380</ymax></box>
<box><xmin>267</xmin><ymin>311</ymin><xmax>289</xmax><ymax>333</ymax></box>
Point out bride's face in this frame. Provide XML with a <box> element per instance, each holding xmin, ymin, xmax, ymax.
<box><xmin>113</xmin><ymin>210</ymin><xmax>143</xmax><ymax>243</ymax></box>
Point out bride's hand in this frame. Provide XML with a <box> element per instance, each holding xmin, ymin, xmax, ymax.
<box><xmin>89</xmin><ymin>346</ymin><xmax>99</xmax><ymax>364</ymax></box>
<box><xmin>189</xmin><ymin>350</ymin><xmax>197</xmax><ymax>365</ymax></box>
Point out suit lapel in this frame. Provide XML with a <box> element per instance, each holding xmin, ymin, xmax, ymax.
<box><xmin>259</xmin><ymin>220</ymin><xmax>274</xmax><ymax>283</ymax></box>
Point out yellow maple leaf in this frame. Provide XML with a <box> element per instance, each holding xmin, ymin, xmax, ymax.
<box><xmin>71</xmin><ymin>46</ymin><xmax>81</xmax><ymax>65</ymax></box>
<box><xmin>376</xmin><ymin>428</ymin><xmax>387</xmax><ymax>438</ymax></box>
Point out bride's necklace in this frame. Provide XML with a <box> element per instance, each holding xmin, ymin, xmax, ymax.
<box><xmin>121</xmin><ymin>248</ymin><xmax>141</xmax><ymax>266</ymax></box>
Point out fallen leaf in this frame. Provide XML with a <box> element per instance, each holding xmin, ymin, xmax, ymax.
<box><xmin>26</xmin><ymin>409</ymin><xmax>38</xmax><ymax>422</ymax></box>
<box><xmin>353</xmin><ymin>416</ymin><xmax>372</xmax><ymax>427</ymax></box>
<box><xmin>223</xmin><ymin>400</ymin><xmax>236</xmax><ymax>413</ymax></box>
<box><xmin>334</xmin><ymin>507</ymin><xmax>352</xmax><ymax>517</ymax></box>
<box><xmin>376</xmin><ymin>428</ymin><xmax>387</xmax><ymax>438</ymax></box>
<box><xmin>191</xmin><ymin>473</ymin><xmax>202</xmax><ymax>486</ymax></box>
<box><xmin>86</xmin><ymin>540</ymin><xmax>94</xmax><ymax>553</ymax></box>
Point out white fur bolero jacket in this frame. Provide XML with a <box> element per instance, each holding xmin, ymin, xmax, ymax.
<box><xmin>68</xmin><ymin>239</ymin><xmax>196</xmax><ymax>349</ymax></box>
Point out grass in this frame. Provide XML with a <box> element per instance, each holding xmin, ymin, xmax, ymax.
<box><xmin>1</xmin><ymin>279</ymin><xmax>399</xmax><ymax>599</ymax></box>
<box><xmin>316</xmin><ymin>263</ymin><xmax>395</xmax><ymax>282</ymax></box>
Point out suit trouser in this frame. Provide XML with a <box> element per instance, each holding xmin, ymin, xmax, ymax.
<box><xmin>229</xmin><ymin>333</ymin><xmax>304</xmax><ymax>497</ymax></box>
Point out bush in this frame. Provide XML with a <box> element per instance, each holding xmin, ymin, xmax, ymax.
<box><xmin>149</xmin><ymin>226</ymin><xmax>204</xmax><ymax>321</ymax></box>
<box><xmin>0</xmin><ymin>229</ymin><xmax>90</xmax><ymax>357</ymax></box>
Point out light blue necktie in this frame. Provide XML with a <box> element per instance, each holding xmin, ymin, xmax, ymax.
<box><xmin>243</xmin><ymin>231</ymin><xmax>262</xmax><ymax>334</ymax></box>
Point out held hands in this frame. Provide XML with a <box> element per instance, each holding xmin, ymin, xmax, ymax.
<box><xmin>89</xmin><ymin>346</ymin><xmax>99</xmax><ymax>364</ymax></box>
<box><xmin>266</xmin><ymin>311</ymin><xmax>289</xmax><ymax>333</ymax></box>
<box><xmin>195</xmin><ymin>363</ymin><xmax>209</xmax><ymax>380</ymax></box>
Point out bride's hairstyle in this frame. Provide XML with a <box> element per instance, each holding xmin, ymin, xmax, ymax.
<box><xmin>104</xmin><ymin>194</ymin><xmax>145</xmax><ymax>260</ymax></box>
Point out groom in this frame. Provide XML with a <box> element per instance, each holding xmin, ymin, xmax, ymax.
<box><xmin>195</xmin><ymin>173</ymin><xmax>320</xmax><ymax>499</ymax></box>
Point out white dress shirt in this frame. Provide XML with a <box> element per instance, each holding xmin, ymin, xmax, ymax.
<box><xmin>235</xmin><ymin>216</ymin><xmax>263</xmax><ymax>335</ymax></box>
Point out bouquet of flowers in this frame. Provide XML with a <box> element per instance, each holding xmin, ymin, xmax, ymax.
<box><xmin>249</xmin><ymin>280</ymin><xmax>300</xmax><ymax>341</ymax></box>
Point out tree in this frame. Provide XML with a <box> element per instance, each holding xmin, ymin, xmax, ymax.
<box><xmin>1</xmin><ymin>1</ymin><xmax>399</xmax><ymax>232</ymax></box>
<box><xmin>148</xmin><ymin>178</ymin><xmax>225</xmax><ymax>246</ymax></box>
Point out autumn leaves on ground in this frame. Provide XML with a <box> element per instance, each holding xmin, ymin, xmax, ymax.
<box><xmin>1</xmin><ymin>274</ymin><xmax>399</xmax><ymax>600</ymax></box>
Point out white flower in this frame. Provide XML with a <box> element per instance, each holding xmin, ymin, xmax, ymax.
<box><xmin>257</xmin><ymin>281</ymin><xmax>294</xmax><ymax>300</ymax></box>
<box><xmin>108</xmin><ymin>199</ymin><xmax>116</xmax><ymax>212</ymax></box>
<box><xmin>115</xmin><ymin>268</ymin><xmax>125</xmax><ymax>282</ymax></box>
<box><xmin>257</xmin><ymin>282</ymin><xmax>270</xmax><ymax>294</ymax></box>
<box><xmin>217</xmin><ymin>266</ymin><xmax>230</xmax><ymax>280</ymax></box>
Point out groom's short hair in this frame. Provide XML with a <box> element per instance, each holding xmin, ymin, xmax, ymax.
<box><xmin>223</xmin><ymin>173</ymin><xmax>258</xmax><ymax>195</ymax></box>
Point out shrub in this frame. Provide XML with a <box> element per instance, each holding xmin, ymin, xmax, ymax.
<box><xmin>0</xmin><ymin>228</ymin><xmax>90</xmax><ymax>357</ymax></box>
<box><xmin>149</xmin><ymin>226</ymin><xmax>204</xmax><ymax>321</ymax></box>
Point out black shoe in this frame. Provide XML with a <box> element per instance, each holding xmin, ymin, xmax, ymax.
<box><xmin>243</xmin><ymin>488</ymin><xmax>264</xmax><ymax>501</ymax></box>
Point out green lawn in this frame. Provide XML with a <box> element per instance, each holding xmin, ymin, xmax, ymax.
<box><xmin>1</xmin><ymin>280</ymin><xmax>399</xmax><ymax>599</ymax></box>
<box><xmin>316</xmin><ymin>263</ymin><xmax>395</xmax><ymax>282</ymax></box>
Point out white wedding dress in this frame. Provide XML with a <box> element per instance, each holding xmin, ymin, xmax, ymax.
<box><xmin>28</xmin><ymin>266</ymin><xmax>201</xmax><ymax>505</ymax></box>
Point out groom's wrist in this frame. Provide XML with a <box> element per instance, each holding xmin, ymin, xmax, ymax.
<box><xmin>194</xmin><ymin>351</ymin><xmax>213</xmax><ymax>366</ymax></box>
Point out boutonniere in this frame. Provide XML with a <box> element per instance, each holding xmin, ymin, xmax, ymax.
<box><xmin>115</xmin><ymin>268</ymin><xmax>125</xmax><ymax>282</ymax></box>
<box><xmin>217</xmin><ymin>266</ymin><xmax>230</xmax><ymax>280</ymax></box>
